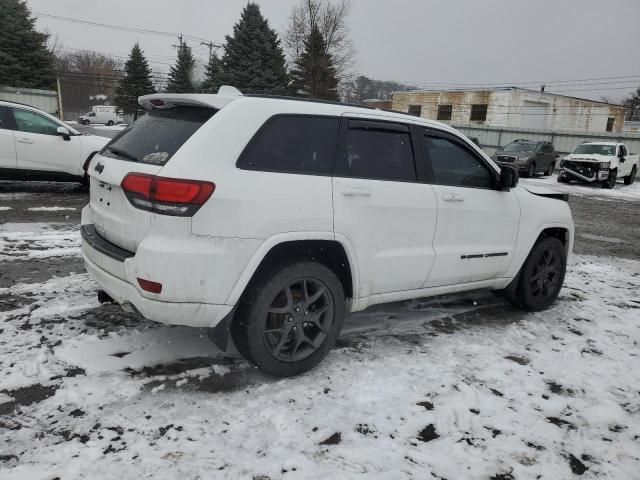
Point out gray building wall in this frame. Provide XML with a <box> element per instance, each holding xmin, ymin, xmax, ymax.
<box><xmin>392</xmin><ymin>88</ymin><xmax>626</xmax><ymax>133</ymax></box>
<box><xmin>0</xmin><ymin>85</ymin><xmax>58</xmax><ymax>116</ymax></box>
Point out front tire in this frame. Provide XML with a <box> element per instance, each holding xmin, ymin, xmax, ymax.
<box><xmin>545</xmin><ymin>162</ymin><xmax>555</xmax><ymax>176</ymax></box>
<box><xmin>526</xmin><ymin>162</ymin><xmax>536</xmax><ymax>178</ymax></box>
<box><xmin>503</xmin><ymin>236</ymin><xmax>567</xmax><ymax>311</ymax></box>
<box><xmin>230</xmin><ymin>261</ymin><xmax>345</xmax><ymax>377</ymax></box>
<box><xmin>602</xmin><ymin>169</ymin><xmax>617</xmax><ymax>189</ymax></box>
<box><xmin>624</xmin><ymin>165</ymin><xmax>637</xmax><ymax>186</ymax></box>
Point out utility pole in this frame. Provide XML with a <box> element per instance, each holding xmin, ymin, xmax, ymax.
<box><xmin>56</xmin><ymin>77</ymin><xmax>64</xmax><ymax>120</ymax></box>
<box><xmin>172</xmin><ymin>34</ymin><xmax>184</xmax><ymax>50</ymax></box>
<box><xmin>200</xmin><ymin>41</ymin><xmax>222</xmax><ymax>61</ymax></box>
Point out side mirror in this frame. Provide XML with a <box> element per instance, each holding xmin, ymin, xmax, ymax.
<box><xmin>56</xmin><ymin>126</ymin><xmax>71</xmax><ymax>141</ymax></box>
<box><xmin>555</xmin><ymin>153</ymin><xmax>560</xmax><ymax>158</ymax></box>
<box><xmin>499</xmin><ymin>164</ymin><xmax>519</xmax><ymax>190</ymax></box>
<box><xmin>618</xmin><ymin>150</ymin><xmax>625</xmax><ymax>159</ymax></box>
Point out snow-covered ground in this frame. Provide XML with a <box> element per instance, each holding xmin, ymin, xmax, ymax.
<box><xmin>1</xmin><ymin>219</ymin><xmax>639</xmax><ymax>479</ymax></box>
<box><xmin>521</xmin><ymin>174</ymin><xmax>640</xmax><ymax>202</ymax></box>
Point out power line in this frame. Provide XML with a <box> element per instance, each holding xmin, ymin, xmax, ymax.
<box><xmin>388</xmin><ymin>74</ymin><xmax>640</xmax><ymax>89</ymax></box>
<box><xmin>33</xmin><ymin>11</ymin><xmax>216</xmax><ymax>44</ymax></box>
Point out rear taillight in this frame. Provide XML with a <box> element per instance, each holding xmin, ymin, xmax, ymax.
<box><xmin>121</xmin><ymin>173</ymin><xmax>215</xmax><ymax>216</ymax></box>
<box><xmin>137</xmin><ymin>277</ymin><xmax>162</xmax><ymax>294</ymax></box>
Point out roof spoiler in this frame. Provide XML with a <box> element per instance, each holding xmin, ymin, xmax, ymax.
<box><xmin>138</xmin><ymin>86</ymin><xmax>243</xmax><ymax>111</ymax></box>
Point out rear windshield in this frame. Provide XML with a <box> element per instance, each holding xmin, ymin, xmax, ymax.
<box><xmin>503</xmin><ymin>142</ymin><xmax>535</xmax><ymax>152</ymax></box>
<box><xmin>101</xmin><ymin>106</ymin><xmax>216</xmax><ymax>166</ymax></box>
<box><xmin>572</xmin><ymin>144</ymin><xmax>616</xmax><ymax>156</ymax></box>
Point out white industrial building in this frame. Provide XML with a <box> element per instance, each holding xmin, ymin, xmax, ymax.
<box><xmin>392</xmin><ymin>87</ymin><xmax>627</xmax><ymax>133</ymax></box>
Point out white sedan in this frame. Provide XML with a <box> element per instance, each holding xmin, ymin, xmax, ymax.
<box><xmin>0</xmin><ymin>100</ymin><xmax>110</xmax><ymax>184</ymax></box>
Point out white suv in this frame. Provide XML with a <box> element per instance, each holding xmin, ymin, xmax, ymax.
<box><xmin>81</xmin><ymin>89</ymin><xmax>574</xmax><ymax>377</ymax></box>
<box><xmin>0</xmin><ymin>101</ymin><xmax>109</xmax><ymax>184</ymax></box>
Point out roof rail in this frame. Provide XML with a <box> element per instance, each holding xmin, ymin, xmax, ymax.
<box><xmin>244</xmin><ymin>93</ymin><xmax>380</xmax><ymax>111</ymax></box>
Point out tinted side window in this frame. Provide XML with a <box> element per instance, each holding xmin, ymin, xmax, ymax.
<box><xmin>334</xmin><ymin>121</ymin><xmax>416</xmax><ymax>182</ymax></box>
<box><xmin>422</xmin><ymin>134</ymin><xmax>494</xmax><ymax>189</ymax></box>
<box><xmin>13</xmin><ymin>109</ymin><xmax>60</xmax><ymax>136</ymax></box>
<box><xmin>238</xmin><ymin>115</ymin><xmax>339</xmax><ymax>175</ymax></box>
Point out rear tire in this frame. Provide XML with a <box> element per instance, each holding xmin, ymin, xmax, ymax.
<box><xmin>230</xmin><ymin>261</ymin><xmax>345</xmax><ymax>377</ymax></box>
<box><xmin>107</xmin><ymin>120</ymin><xmax>115</xmax><ymax>126</ymax></box>
<box><xmin>602</xmin><ymin>169</ymin><xmax>617</xmax><ymax>189</ymax></box>
<box><xmin>557</xmin><ymin>172</ymin><xmax>569</xmax><ymax>183</ymax></box>
<box><xmin>502</xmin><ymin>236</ymin><xmax>567</xmax><ymax>312</ymax></box>
<box><xmin>624</xmin><ymin>165</ymin><xmax>637</xmax><ymax>185</ymax></box>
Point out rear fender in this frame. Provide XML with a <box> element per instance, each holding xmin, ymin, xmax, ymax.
<box><xmin>224</xmin><ymin>232</ymin><xmax>360</xmax><ymax>307</ymax></box>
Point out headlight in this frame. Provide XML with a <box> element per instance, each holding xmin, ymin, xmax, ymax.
<box><xmin>516</xmin><ymin>157</ymin><xmax>529</xmax><ymax>164</ymax></box>
<box><xmin>600</xmin><ymin>162</ymin><xmax>610</xmax><ymax>169</ymax></box>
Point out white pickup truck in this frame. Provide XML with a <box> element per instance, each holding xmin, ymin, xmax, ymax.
<box><xmin>558</xmin><ymin>142</ymin><xmax>638</xmax><ymax>189</ymax></box>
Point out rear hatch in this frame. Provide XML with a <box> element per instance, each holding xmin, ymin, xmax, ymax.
<box><xmin>88</xmin><ymin>104</ymin><xmax>218</xmax><ymax>252</ymax></box>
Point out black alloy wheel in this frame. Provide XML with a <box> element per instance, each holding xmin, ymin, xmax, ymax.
<box><xmin>230</xmin><ymin>261</ymin><xmax>345</xmax><ymax>377</ymax></box>
<box><xmin>263</xmin><ymin>278</ymin><xmax>335</xmax><ymax>363</ymax></box>
<box><xmin>499</xmin><ymin>236</ymin><xmax>566</xmax><ymax>311</ymax></box>
<box><xmin>528</xmin><ymin>247</ymin><xmax>562</xmax><ymax>302</ymax></box>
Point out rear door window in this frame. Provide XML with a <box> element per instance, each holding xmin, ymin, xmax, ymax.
<box><xmin>101</xmin><ymin>106</ymin><xmax>216</xmax><ymax>166</ymax></box>
<box><xmin>237</xmin><ymin>115</ymin><xmax>340</xmax><ymax>175</ymax></box>
<box><xmin>334</xmin><ymin>119</ymin><xmax>417</xmax><ymax>182</ymax></box>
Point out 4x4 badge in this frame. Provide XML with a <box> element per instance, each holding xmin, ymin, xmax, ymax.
<box><xmin>94</xmin><ymin>162</ymin><xmax>104</xmax><ymax>174</ymax></box>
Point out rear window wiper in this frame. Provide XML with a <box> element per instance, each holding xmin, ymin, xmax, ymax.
<box><xmin>105</xmin><ymin>146</ymin><xmax>139</xmax><ymax>163</ymax></box>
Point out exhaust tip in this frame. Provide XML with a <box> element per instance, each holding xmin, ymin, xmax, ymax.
<box><xmin>97</xmin><ymin>290</ymin><xmax>115</xmax><ymax>304</ymax></box>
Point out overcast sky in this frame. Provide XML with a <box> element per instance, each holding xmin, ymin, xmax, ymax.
<box><xmin>28</xmin><ymin>0</ymin><xmax>640</xmax><ymax>102</ymax></box>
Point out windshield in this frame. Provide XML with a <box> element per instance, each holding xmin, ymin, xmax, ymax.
<box><xmin>572</xmin><ymin>144</ymin><xmax>616</xmax><ymax>156</ymax></box>
<box><xmin>503</xmin><ymin>142</ymin><xmax>536</xmax><ymax>153</ymax></box>
<box><xmin>101</xmin><ymin>106</ymin><xmax>216</xmax><ymax>166</ymax></box>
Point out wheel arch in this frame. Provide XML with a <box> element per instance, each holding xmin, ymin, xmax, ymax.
<box><xmin>503</xmin><ymin>221</ymin><xmax>573</xmax><ymax>287</ymax></box>
<box><xmin>225</xmin><ymin>234</ymin><xmax>359</xmax><ymax>308</ymax></box>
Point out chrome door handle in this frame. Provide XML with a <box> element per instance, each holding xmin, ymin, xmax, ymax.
<box><xmin>442</xmin><ymin>193</ymin><xmax>464</xmax><ymax>202</ymax></box>
<box><xmin>342</xmin><ymin>188</ymin><xmax>371</xmax><ymax>197</ymax></box>
<box><xmin>16</xmin><ymin>138</ymin><xmax>34</xmax><ymax>144</ymax></box>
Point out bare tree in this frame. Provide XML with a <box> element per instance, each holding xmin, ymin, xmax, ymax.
<box><xmin>285</xmin><ymin>0</ymin><xmax>355</xmax><ymax>88</ymax></box>
<box><xmin>53</xmin><ymin>49</ymin><xmax>123</xmax><ymax>116</ymax></box>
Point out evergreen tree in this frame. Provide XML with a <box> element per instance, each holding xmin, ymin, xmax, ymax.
<box><xmin>220</xmin><ymin>3</ymin><xmax>289</xmax><ymax>94</ymax></box>
<box><xmin>114</xmin><ymin>43</ymin><xmax>155</xmax><ymax>120</ymax></box>
<box><xmin>166</xmin><ymin>43</ymin><xmax>196</xmax><ymax>93</ymax></box>
<box><xmin>201</xmin><ymin>53</ymin><xmax>224</xmax><ymax>93</ymax></box>
<box><xmin>290</xmin><ymin>25</ymin><xmax>339</xmax><ymax>101</ymax></box>
<box><xmin>0</xmin><ymin>0</ymin><xmax>55</xmax><ymax>89</ymax></box>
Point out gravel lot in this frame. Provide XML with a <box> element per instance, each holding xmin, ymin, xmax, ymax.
<box><xmin>1</xmin><ymin>175</ymin><xmax>639</xmax><ymax>479</ymax></box>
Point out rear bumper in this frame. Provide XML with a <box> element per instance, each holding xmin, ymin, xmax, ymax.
<box><xmin>82</xmin><ymin>246</ymin><xmax>233</xmax><ymax>328</ymax></box>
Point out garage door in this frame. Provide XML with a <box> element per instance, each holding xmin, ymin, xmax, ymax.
<box><xmin>521</xmin><ymin>101</ymin><xmax>548</xmax><ymax>130</ymax></box>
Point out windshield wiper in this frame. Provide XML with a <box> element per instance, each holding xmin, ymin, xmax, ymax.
<box><xmin>105</xmin><ymin>146</ymin><xmax>139</xmax><ymax>162</ymax></box>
